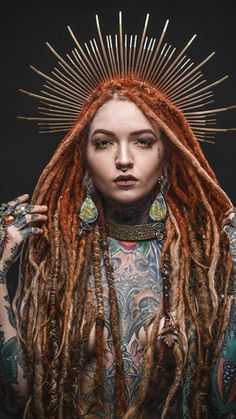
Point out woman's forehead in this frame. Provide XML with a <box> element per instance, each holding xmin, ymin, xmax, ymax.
<box><xmin>89</xmin><ymin>99</ymin><xmax>160</xmax><ymax>135</ymax></box>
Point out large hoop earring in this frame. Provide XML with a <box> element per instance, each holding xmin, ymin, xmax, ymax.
<box><xmin>78</xmin><ymin>177</ymin><xmax>98</xmax><ymax>237</ymax></box>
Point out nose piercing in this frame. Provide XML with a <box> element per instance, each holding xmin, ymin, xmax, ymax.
<box><xmin>121</xmin><ymin>168</ymin><xmax>128</xmax><ymax>172</ymax></box>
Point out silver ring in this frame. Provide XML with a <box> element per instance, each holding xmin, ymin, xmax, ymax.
<box><xmin>14</xmin><ymin>203</ymin><xmax>30</xmax><ymax>217</ymax></box>
<box><xmin>229</xmin><ymin>213</ymin><xmax>236</xmax><ymax>228</ymax></box>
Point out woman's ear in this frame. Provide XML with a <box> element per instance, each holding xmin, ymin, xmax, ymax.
<box><xmin>162</xmin><ymin>164</ymin><xmax>168</xmax><ymax>177</ymax></box>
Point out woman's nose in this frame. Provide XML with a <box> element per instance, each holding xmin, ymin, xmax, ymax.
<box><xmin>115</xmin><ymin>144</ymin><xmax>134</xmax><ymax>169</ymax></box>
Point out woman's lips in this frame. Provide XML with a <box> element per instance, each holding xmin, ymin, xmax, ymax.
<box><xmin>114</xmin><ymin>179</ymin><xmax>138</xmax><ymax>186</ymax></box>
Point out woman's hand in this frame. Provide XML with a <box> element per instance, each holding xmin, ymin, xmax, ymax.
<box><xmin>222</xmin><ymin>207</ymin><xmax>236</xmax><ymax>266</ymax></box>
<box><xmin>0</xmin><ymin>193</ymin><xmax>47</xmax><ymax>280</ymax></box>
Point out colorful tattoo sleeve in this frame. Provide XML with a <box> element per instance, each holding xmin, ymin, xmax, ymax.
<box><xmin>0</xmin><ymin>285</ymin><xmax>27</xmax><ymax>415</ymax></box>
<box><xmin>210</xmin><ymin>300</ymin><xmax>236</xmax><ymax>418</ymax></box>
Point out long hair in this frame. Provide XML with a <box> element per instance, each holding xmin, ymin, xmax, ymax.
<box><xmin>14</xmin><ymin>78</ymin><xmax>233</xmax><ymax>418</ymax></box>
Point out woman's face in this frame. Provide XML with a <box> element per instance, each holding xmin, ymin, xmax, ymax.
<box><xmin>86</xmin><ymin>99</ymin><xmax>166</xmax><ymax>203</ymax></box>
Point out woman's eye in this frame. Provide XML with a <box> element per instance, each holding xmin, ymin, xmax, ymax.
<box><xmin>135</xmin><ymin>137</ymin><xmax>156</xmax><ymax>147</ymax></box>
<box><xmin>93</xmin><ymin>139</ymin><xmax>112</xmax><ymax>149</ymax></box>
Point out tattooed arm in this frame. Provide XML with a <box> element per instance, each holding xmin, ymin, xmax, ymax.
<box><xmin>0</xmin><ymin>194</ymin><xmax>47</xmax><ymax>414</ymax></box>
<box><xmin>210</xmin><ymin>300</ymin><xmax>236</xmax><ymax>418</ymax></box>
<box><xmin>0</xmin><ymin>279</ymin><xmax>28</xmax><ymax>415</ymax></box>
<box><xmin>209</xmin><ymin>212</ymin><xmax>236</xmax><ymax>418</ymax></box>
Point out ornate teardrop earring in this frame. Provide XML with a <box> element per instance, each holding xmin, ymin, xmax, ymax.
<box><xmin>78</xmin><ymin>177</ymin><xmax>98</xmax><ymax>237</ymax></box>
<box><xmin>149</xmin><ymin>174</ymin><xmax>169</xmax><ymax>240</ymax></box>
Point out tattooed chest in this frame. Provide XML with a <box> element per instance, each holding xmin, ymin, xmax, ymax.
<box><xmin>82</xmin><ymin>239</ymin><xmax>163</xmax><ymax>413</ymax></box>
<box><xmin>102</xmin><ymin>238</ymin><xmax>163</xmax><ymax>344</ymax></box>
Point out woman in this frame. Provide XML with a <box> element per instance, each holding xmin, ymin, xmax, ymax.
<box><xmin>0</xmin><ymin>12</ymin><xmax>236</xmax><ymax>418</ymax></box>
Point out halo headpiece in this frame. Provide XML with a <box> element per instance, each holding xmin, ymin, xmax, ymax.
<box><xmin>18</xmin><ymin>12</ymin><xmax>236</xmax><ymax>143</ymax></box>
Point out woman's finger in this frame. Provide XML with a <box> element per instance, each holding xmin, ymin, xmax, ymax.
<box><xmin>13</xmin><ymin>214</ymin><xmax>47</xmax><ymax>229</ymax></box>
<box><xmin>27</xmin><ymin>204</ymin><xmax>48</xmax><ymax>214</ymax></box>
<box><xmin>7</xmin><ymin>194</ymin><xmax>29</xmax><ymax>208</ymax></box>
<box><xmin>225</xmin><ymin>207</ymin><xmax>236</xmax><ymax>217</ymax></box>
<box><xmin>19</xmin><ymin>227</ymin><xmax>43</xmax><ymax>240</ymax></box>
<box><xmin>222</xmin><ymin>212</ymin><xmax>236</xmax><ymax>229</ymax></box>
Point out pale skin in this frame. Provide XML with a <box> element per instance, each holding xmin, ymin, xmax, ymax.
<box><xmin>86</xmin><ymin>99</ymin><xmax>166</xmax><ymax>204</ymax></box>
<box><xmin>0</xmin><ymin>98</ymin><xmax>236</xmax><ymax>415</ymax></box>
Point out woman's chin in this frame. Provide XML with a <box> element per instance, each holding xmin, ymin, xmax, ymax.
<box><xmin>104</xmin><ymin>191</ymin><xmax>148</xmax><ymax>204</ymax></box>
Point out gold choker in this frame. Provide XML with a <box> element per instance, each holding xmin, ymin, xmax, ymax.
<box><xmin>108</xmin><ymin>221</ymin><xmax>165</xmax><ymax>241</ymax></box>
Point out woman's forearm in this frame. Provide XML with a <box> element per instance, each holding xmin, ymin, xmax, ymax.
<box><xmin>0</xmin><ymin>276</ymin><xmax>28</xmax><ymax>415</ymax></box>
<box><xmin>209</xmin><ymin>297</ymin><xmax>236</xmax><ymax>416</ymax></box>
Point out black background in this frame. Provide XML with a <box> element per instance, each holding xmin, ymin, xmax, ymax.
<box><xmin>0</xmin><ymin>1</ymin><xmax>235</xmax><ymax>417</ymax></box>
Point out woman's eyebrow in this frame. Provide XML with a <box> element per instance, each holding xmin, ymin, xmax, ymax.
<box><xmin>90</xmin><ymin>128</ymin><xmax>157</xmax><ymax>138</ymax></box>
<box><xmin>129</xmin><ymin>129</ymin><xmax>157</xmax><ymax>136</ymax></box>
<box><xmin>90</xmin><ymin>129</ymin><xmax>115</xmax><ymax>137</ymax></box>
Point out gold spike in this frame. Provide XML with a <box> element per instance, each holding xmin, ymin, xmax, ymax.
<box><xmin>152</xmin><ymin>45</ymin><xmax>176</xmax><ymax>84</ymax></box>
<box><xmin>106</xmin><ymin>36</ymin><xmax>115</xmax><ymax>77</ymax></box>
<box><xmin>115</xmin><ymin>34</ymin><xmax>121</xmax><ymax>75</ymax></box>
<box><xmin>148</xmin><ymin>42</ymin><xmax>168</xmax><ymax>82</ymax></box>
<box><xmin>176</xmin><ymin>92</ymin><xmax>214</xmax><ymax>108</ymax></box>
<box><xmin>39</xmin><ymin>100</ymin><xmax>81</xmax><ymax>113</ymax></box>
<box><xmin>174</xmin><ymin>75</ymin><xmax>228</xmax><ymax>107</ymax></box>
<box><xmin>40</xmin><ymin>87</ymin><xmax>84</xmax><ymax>107</ymax></box>
<box><xmin>67</xmin><ymin>52</ymin><xmax>95</xmax><ymax>90</ymax></box>
<box><xmin>169</xmin><ymin>77</ymin><xmax>206</xmax><ymax>102</ymax></box>
<box><xmin>187</xmin><ymin>114</ymin><xmax>217</xmax><ymax>119</ymax></box>
<box><xmin>187</xmin><ymin>118</ymin><xmax>217</xmax><ymax>124</ymax></box>
<box><xmin>128</xmin><ymin>35</ymin><xmax>133</xmax><ymax>75</ymax></box>
<box><xmin>124</xmin><ymin>34</ymin><xmax>128</xmax><ymax>76</ymax></box>
<box><xmin>38</xmin><ymin>108</ymin><xmax>78</xmax><ymax>117</ymax></box>
<box><xmin>30</xmin><ymin>65</ymin><xmax>88</xmax><ymax>99</ymax></box>
<box><xmin>38</xmin><ymin>122</ymin><xmax>75</xmax><ymax>126</ymax></box>
<box><xmin>72</xmin><ymin>48</ymin><xmax>99</xmax><ymax>86</ymax></box>
<box><xmin>19</xmin><ymin>89</ymin><xmax>81</xmax><ymax>111</ymax></box>
<box><xmin>131</xmin><ymin>35</ymin><xmax>137</xmax><ymax>74</ymax></box>
<box><xmin>54</xmin><ymin>58</ymin><xmax>91</xmax><ymax>98</ymax></box>
<box><xmin>109</xmin><ymin>35</ymin><xmax>118</xmax><ymax>75</ymax></box>
<box><xmin>162</xmin><ymin>52</ymin><xmax>215</xmax><ymax>94</ymax></box>
<box><xmin>135</xmin><ymin>14</ymin><xmax>150</xmax><ymax>74</ymax></box>
<box><xmin>191</xmin><ymin>127</ymin><xmax>236</xmax><ymax>132</ymax></box>
<box><xmin>145</xmin><ymin>19</ymin><xmax>169</xmax><ymax>80</ymax></box>
<box><xmin>92</xmin><ymin>39</ymin><xmax>110</xmax><ymax>80</ymax></box>
<box><xmin>44</xmin><ymin>76</ymin><xmax>86</xmax><ymax>103</ymax></box>
<box><xmin>162</xmin><ymin>59</ymin><xmax>194</xmax><ymax>94</ymax></box>
<box><xmin>95</xmin><ymin>14</ymin><xmax>112</xmax><ymax>78</ymax></box>
<box><xmin>51</xmin><ymin>66</ymin><xmax>92</xmax><ymax>95</ymax></box>
<box><xmin>196</xmin><ymin>138</ymin><xmax>215</xmax><ymax>144</ymax></box>
<box><xmin>168</xmin><ymin>73</ymin><xmax>204</xmax><ymax>101</ymax></box>
<box><xmin>161</xmin><ymin>58</ymin><xmax>194</xmax><ymax>95</ymax></box>
<box><xmin>18</xmin><ymin>116</ymin><xmax>75</xmax><ymax>122</ymax></box>
<box><xmin>137</xmin><ymin>36</ymin><xmax>148</xmax><ymax>75</ymax></box>
<box><xmin>67</xmin><ymin>26</ymin><xmax>100</xmax><ymax>83</ymax></box>
<box><xmin>155</xmin><ymin>34</ymin><xmax>197</xmax><ymax>87</ymax></box>
<box><xmin>187</xmin><ymin>120</ymin><xmax>217</xmax><ymax>126</ymax></box>
<box><xmin>43</xmin><ymin>82</ymin><xmax>82</xmax><ymax>104</ymax></box>
<box><xmin>185</xmin><ymin>104</ymin><xmax>236</xmax><ymax>116</ymax></box>
<box><xmin>84</xmin><ymin>42</ymin><xmax>105</xmax><ymax>81</ymax></box>
<box><xmin>141</xmin><ymin>38</ymin><xmax>156</xmax><ymax>79</ymax></box>
<box><xmin>181</xmin><ymin>100</ymin><xmax>215</xmax><ymax>111</ymax></box>
<box><xmin>161</xmin><ymin>57</ymin><xmax>192</xmax><ymax>90</ymax></box>
<box><xmin>46</xmin><ymin>42</ymin><xmax>91</xmax><ymax>96</ymax></box>
<box><xmin>119</xmin><ymin>11</ymin><xmax>124</xmax><ymax>77</ymax></box>
<box><xmin>196</xmin><ymin>134</ymin><xmax>215</xmax><ymax>140</ymax></box>
<box><xmin>39</xmin><ymin>128</ymin><xmax>73</xmax><ymax>134</ymax></box>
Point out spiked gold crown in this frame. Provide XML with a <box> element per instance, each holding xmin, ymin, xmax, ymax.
<box><xmin>18</xmin><ymin>12</ymin><xmax>236</xmax><ymax>143</ymax></box>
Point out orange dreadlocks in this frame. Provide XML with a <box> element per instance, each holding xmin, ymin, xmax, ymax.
<box><xmin>14</xmin><ymin>79</ymin><xmax>233</xmax><ymax>418</ymax></box>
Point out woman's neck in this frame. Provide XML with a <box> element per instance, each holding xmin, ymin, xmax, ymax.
<box><xmin>103</xmin><ymin>193</ymin><xmax>153</xmax><ymax>225</ymax></box>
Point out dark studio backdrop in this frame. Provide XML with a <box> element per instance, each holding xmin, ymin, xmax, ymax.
<box><xmin>0</xmin><ymin>1</ymin><xmax>236</xmax><ymax>416</ymax></box>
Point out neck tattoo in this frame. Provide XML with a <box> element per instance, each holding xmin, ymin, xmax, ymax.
<box><xmin>103</xmin><ymin>193</ymin><xmax>153</xmax><ymax>225</ymax></box>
